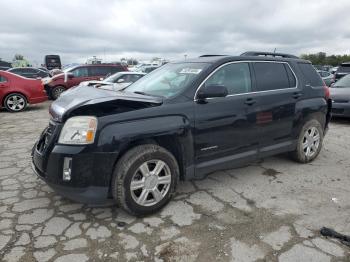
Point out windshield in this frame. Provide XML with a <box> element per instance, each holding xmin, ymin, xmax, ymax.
<box><xmin>124</xmin><ymin>62</ymin><xmax>209</xmax><ymax>98</ymax></box>
<box><xmin>333</xmin><ymin>74</ymin><xmax>350</xmax><ymax>88</ymax></box>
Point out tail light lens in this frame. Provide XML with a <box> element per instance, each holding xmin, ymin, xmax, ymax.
<box><xmin>324</xmin><ymin>85</ymin><xmax>330</xmax><ymax>100</ymax></box>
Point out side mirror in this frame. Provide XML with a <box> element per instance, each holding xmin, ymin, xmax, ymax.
<box><xmin>197</xmin><ymin>84</ymin><xmax>228</xmax><ymax>100</ymax></box>
<box><xmin>67</xmin><ymin>73</ymin><xmax>74</xmax><ymax>79</ymax></box>
<box><xmin>117</xmin><ymin>78</ymin><xmax>125</xmax><ymax>83</ymax></box>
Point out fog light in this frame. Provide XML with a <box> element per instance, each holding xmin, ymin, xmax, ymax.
<box><xmin>63</xmin><ymin>157</ymin><xmax>72</xmax><ymax>181</ymax></box>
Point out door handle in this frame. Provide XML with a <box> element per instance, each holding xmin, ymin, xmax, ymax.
<box><xmin>244</xmin><ymin>98</ymin><xmax>256</xmax><ymax>106</ymax></box>
<box><xmin>292</xmin><ymin>92</ymin><xmax>303</xmax><ymax>99</ymax></box>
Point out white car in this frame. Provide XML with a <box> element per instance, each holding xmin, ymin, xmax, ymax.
<box><xmin>80</xmin><ymin>72</ymin><xmax>146</xmax><ymax>91</ymax></box>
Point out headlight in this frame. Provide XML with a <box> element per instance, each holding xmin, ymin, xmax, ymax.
<box><xmin>58</xmin><ymin>116</ymin><xmax>98</xmax><ymax>145</ymax></box>
<box><xmin>41</xmin><ymin>78</ymin><xmax>52</xmax><ymax>85</ymax></box>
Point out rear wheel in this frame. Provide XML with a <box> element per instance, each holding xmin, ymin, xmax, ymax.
<box><xmin>4</xmin><ymin>93</ymin><xmax>27</xmax><ymax>112</ymax></box>
<box><xmin>291</xmin><ymin>119</ymin><xmax>324</xmax><ymax>163</ymax></box>
<box><xmin>112</xmin><ymin>144</ymin><xmax>179</xmax><ymax>216</ymax></box>
<box><xmin>51</xmin><ymin>86</ymin><xmax>66</xmax><ymax>100</ymax></box>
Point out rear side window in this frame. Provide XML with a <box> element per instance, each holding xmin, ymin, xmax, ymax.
<box><xmin>253</xmin><ymin>62</ymin><xmax>290</xmax><ymax>91</ymax></box>
<box><xmin>298</xmin><ymin>63</ymin><xmax>323</xmax><ymax>86</ymax></box>
<box><xmin>0</xmin><ymin>75</ymin><xmax>7</xmax><ymax>82</ymax></box>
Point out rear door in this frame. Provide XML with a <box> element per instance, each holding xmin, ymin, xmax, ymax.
<box><xmin>251</xmin><ymin>62</ymin><xmax>299</xmax><ymax>155</ymax></box>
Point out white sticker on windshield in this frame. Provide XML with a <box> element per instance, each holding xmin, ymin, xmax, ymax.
<box><xmin>179</xmin><ymin>68</ymin><xmax>202</xmax><ymax>74</ymax></box>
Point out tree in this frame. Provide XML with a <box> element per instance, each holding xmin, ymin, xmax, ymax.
<box><xmin>301</xmin><ymin>52</ymin><xmax>350</xmax><ymax>66</ymax></box>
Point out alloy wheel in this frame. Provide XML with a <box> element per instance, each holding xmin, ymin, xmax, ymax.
<box><xmin>130</xmin><ymin>159</ymin><xmax>172</xmax><ymax>207</ymax></box>
<box><xmin>302</xmin><ymin>127</ymin><xmax>320</xmax><ymax>158</ymax></box>
<box><xmin>53</xmin><ymin>87</ymin><xmax>65</xmax><ymax>99</ymax></box>
<box><xmin>6</xmin><ymin>95</ymin><xmax>26</xmax><ymax>111</ymax></box>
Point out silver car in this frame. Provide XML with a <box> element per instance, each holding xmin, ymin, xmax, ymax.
<box><xmin>330</xmin><ymin>74</ymin><xmax>350</xmax><ymax>117</ymax></box>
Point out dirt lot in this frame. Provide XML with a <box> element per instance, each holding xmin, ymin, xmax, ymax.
<box><xmin>0</xmin><ymin>101</ymin><xmax>349</xmax><ymax>262</ymax></box>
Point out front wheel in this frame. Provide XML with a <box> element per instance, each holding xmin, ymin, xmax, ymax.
<box><xmin>51</xmin><ymin>86</ymin><xmax>66</xmax><ymax>100</ymax></box>
<box><xmin>290</xmin><ymin>119</ymin><xmax>324</xmax><ymax>163</ymax></box>
<box><xmin>4</xmin><ymin>93</ymin><xmax>27</xmax><ymax>112</ymax></box>
<box><xmin>112</xmin><ymin>144</ymin><xmax>179</xmax><ymax>216</ymax></box>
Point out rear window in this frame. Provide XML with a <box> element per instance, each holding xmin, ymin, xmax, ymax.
<box><xmin>298</xmin><ymin>63</ymin><xmax>323</xmax><ymax>86</ymax></box>
<box><xmin>253</xmin><ymin>62</ymin><xmax>290</xmax><ymax>91</ymax></box>
<box><xmin>338</xmin><ymin>65</ymin><xmax>350</xmax><ymax>73</ymax></box>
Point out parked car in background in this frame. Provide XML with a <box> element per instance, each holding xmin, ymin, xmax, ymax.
<box><xmin>44</xmin><ymin>55</ymin><xmax>61</xmax><ymax>70</ymax></box>
<box><xmin>330</xmin><ymin>66</ymin><xmax>338</xmax><ymax>74</ymax></box>
<box><xmin>141</xmin><ymin>66</ymin><xmax>159</xmax><ymax>73</ymax></box>
<box><xmin>7</xmin><ymin>67</ymin><xmax>51</xmax><ymax>79</ymax></box>
<box><xmin>32</xmin><ymin>51</ymin><xmax>331</xmax><ymax>215</ymax></box>
<box><xmin>0</xmin><ymin>71</ymin><xmax>47</xmax><ymax>112</ymax></box>
<box><xmin>334</xmin><ymin>62</ymin><xmax>350</xmax><ymax>82</ymax></box>
<box><xmin>80</xmin><ymin>72</ymin><xmax>146</xmax><ymax>91</ymax></box>
<box><xmin>330</xmin><ymin>74</ymin><xmax>350</xmax><ymax>118</ymax></box>
<box><xmin>45</xmin><ymin>64</ymin><xmax>128</xmax><ymax>99</ymax></box>
<box><xmin>317</xmin><ymin>70</ymin><xmax>333</xmax><ymax>86</ymax></box>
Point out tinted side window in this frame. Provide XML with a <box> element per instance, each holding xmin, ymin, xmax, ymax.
<box><xmin>89</xmin><ymin>66</ymin><xmax>110</xmax><ymax>76</ymax></box>
<box><xmin>0</xmin><ymin>75</ymin><xmax>7</xmax><ymax>82</ymax></box>
<box><xmin>284</xmin><ymin>64</ymin><xmax>296</xmax><ymax>87</ymax></box>
<box><xmin>298</xmin><ymin>63</ymin><xmax>323</xmax><ymax>86</ymax></box>
<box><xmin>253</xmin><ymin>62</ymin><xmax>290</xmax><ymax>91</ymax></box>
<box><xmin>110</xmin><ymin>66</ymin><xmax>124</xmax><ymax>74</ymax></box>
<box><xmin>71</xmin><ymin>67</ymin><xmax>88</xmax><ymax>77</ymax></box>
<box><xmin>205</xmin><ymin>62</ymin><xmax>252</xmax><ymax>95</ymax></box>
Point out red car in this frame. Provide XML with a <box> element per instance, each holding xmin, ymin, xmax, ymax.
<box><xmin>45</xmin><ymin>64</ymin><xmax>128</xmax><ymax>99</ymax></box>
<box><xmin>0</xmin><ymin>70</ymin><xmax>48</xmax><ymax>112</ymax></box>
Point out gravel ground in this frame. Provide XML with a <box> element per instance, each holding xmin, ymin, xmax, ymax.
<box><xmin>0</xmin><ymin>101</ymin><xmax>349</xmax><ymax>262</ymax></box>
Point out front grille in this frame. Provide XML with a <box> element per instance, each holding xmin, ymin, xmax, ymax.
<box><xmin>332</xmin><ymin>108</ymin><xmax>344</xmax><ymax>114</ymax></box>
<box><xmin>36</xmin><ymin>122</ymin><xmax>56</xmax><ymax>153</ymax></box>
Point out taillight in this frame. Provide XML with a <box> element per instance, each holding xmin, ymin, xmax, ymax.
<box><xmin>324</xmin><ymin>85</ymin><xmax>330</xmax><ymax>99</ymax></box>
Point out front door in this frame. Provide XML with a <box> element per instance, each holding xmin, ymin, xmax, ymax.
<box><xmin>194</xmin><ymin>62</ymin><xmax>259</xmax><ymax>175</ymax></box>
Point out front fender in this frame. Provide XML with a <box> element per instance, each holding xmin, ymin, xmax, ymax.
<box><xmin>96</xmin><ymin>115</ymin><xmax>194</xmax><ymax>178</ymax></box>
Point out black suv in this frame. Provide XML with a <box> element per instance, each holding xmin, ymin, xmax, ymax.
<box><xmin>32</xmin><ymin>52</ymin><xmax>331</xmax><ymax>215</ymax></box>
<box><xmin>334</xmin><ymin>62</ymin><xmax>350</xmax><ymax>81</ymax></box>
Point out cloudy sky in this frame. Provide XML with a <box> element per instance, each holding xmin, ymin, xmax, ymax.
<box><xmin>1</xmin><ymin>0</ymin><xmax>350</xmax><ymax>65</ymax></box>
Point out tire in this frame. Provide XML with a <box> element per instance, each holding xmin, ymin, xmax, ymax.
<box><xmin>4</xmin><ymin>93</ymin><xmax>27</xmax><ymax>112</ymax></box>
<box><xmin>51</xmin><ymin>86</ymin><xmax>66</xmax><ymax>100</ymax></box>
<box><xmin>290</xmin><ymin>119</ymin><xmax>324</xmax><ymax>163</ymax></box>
<box><xmin>112</xmin><ymin>144</ymin><xmax>179</xmax><ymax>216</ymax></box>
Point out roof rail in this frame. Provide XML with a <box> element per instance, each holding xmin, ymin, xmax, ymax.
<box><xmin>240</xmin><ymin>51</ymin><xmax>298</xmax><ymax>59</ymax></box>
<box><xmin>199</xmin><ymin>55</ymin><xmax>228</xmax><ymax>57</ymax></box>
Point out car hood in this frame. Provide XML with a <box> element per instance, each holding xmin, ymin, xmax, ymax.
<box><xmin>49</xmin><ymin>85</ymin><xmax>163</xmax><ymax>122</ymax></box>
<box><xmin>329</xmin><ymin>87</ymin><xmax>350</xmax><ymax>101</ymax></box>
